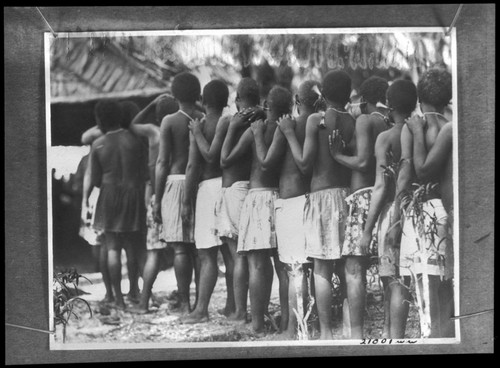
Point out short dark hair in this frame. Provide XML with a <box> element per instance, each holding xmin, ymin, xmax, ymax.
<box><xmin>267</xmin><ymin>85</ymin><xmax>292</xmax><ymax>117</ymax></box>
<box><xmin>203</xmin><ymin>79</ymin><xmax>229</xmax><ymax>111</ymax></box>
<box><xmin>298</xmin><ymin>80</ymin><xmax>322</xmax><ymax>108</ymax></box>
<box><xmin>417</xmin><ymin>68</ymin><xmax>452</xmax><ymax>108</ymax></box>
<box><xmin>387</xmin><ymin>79</ymin><xmax>418</xmax><ymax>115</ymax></box>
<box><xmin>237</xmin><ymin>78</ymin><xmax>260</xmax><ymax>106</ymax></box>
<box><xmin>171</xmin><ymin>72</ymin><xmax>201</xmax><ymax>104</ymax></box>
<box><xmin>119</xmin><ymin>100</ymin><xmax>140</xmax><ymax>129</ymax></box>
<box><xmin>155</xmin><ymin>95</ymin><xmax>179</xmax><ymax>124</ymax></box>
<box><xmin>321</xmin><ymin>70</ymin><xmax>352</xmax><ymax>106</ymax></box>
<box><xmin>359</xmin><ymin>76</ymin><xmax>389</xmax><ymax>105</ymax></box>
<box><xmin>94</xmin><ymin>100</ymin><xmax>122</xmax><ymax>133</ymax></box>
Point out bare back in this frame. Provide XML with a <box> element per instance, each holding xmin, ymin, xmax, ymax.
<box><xmin>250</xmin><ymin>121</ymin><xmax>280</xmax><ymax>189</ymax></box>
<box><xmin>221</xmin><ymin>122</ymin><xmax>252</xmax><ymax>188</ymax></box>
<box><xmin>311</xmin><ymin>109</ymin><xmax>355</xmax><ymax>192</ymax></box>
<box><xmin>382</xmin><ymin>124</ymin><xmax>404</xmax><ymax>201</ymax></box>
<box><xmin>349</xmin><ymin>113</ymin><xmax>389</xmax><ymax>191</ymax></box>
<box><xmin>164</xmin><ymin>110</ymin><xmax>204</xmax><ymax>175</ymax></box>
<box><xmin>200</xmin><ymin>113</ymin><xmax>223</xmax><ymax>181</ymax></box>
<box><xmin>94</xmin><ymin>129</ymin><xmax>144</xmax><ymax>188</ymax></box>
<box><xmin>280</xmin><ymin>112</ymin><xmax>310</xmax><ymax>198</ymax></box>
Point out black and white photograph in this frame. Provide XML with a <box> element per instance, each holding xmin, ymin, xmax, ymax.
<box><xmin>5</xmin><ymin>5</ymin><xmax>494</xmax><ymax>363</ymax></box>
<box><xmin>46</xmin><ymin>27</ymin><xmax>460</xmax><ymax>347</ymax></box>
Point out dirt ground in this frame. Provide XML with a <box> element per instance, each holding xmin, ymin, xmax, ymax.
<box><xmin>56</xmin><ymin>256</ymin><xmax>421</xmax><ymax>344</ymax></box>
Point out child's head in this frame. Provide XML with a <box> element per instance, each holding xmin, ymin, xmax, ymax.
<box><xmin>267</xmin><ymin>85</ymin><xmax>293</xmax><ymax>118</ymax></box>
<box><xmin>236</xmin><ymin>77</ymin><xmax>260</xmax><ymax>108</ymax></box>
<box><xmin>155</xmin><ymin>95</ymin><xmax>179</xmax><ymax>125</ymax></box>
<box><xmin>297</xmin><ymin>80</ymin><xmax>322</xmax><ymax>109</ymax></box>
<box><xmin>321</xmin><ymin>70</ymin><xmax>352</xmax><ymax>106</ymax></box>
<box><xmin>417</xmin><ymin>68</ymin><xmax>452</xmax><ymax>109</ymax></box>
<box><xmin>119</xmin><ymin>100</ymin><xmax>140</xmax><ymax>129</ymax></box>
<box><xmin>359</xmin><ymin>76</ymin><xmax>389</xmax><ymax>106</ymax></box>
<box><xmin>386</xmin><ymin>79</ymin><xmax>418</xmax><ymax>115</ymax></box>
<box><xmin>202</xmin><ymin>79</ymin><xmax>229</xmax><ymax>111</ymax></box>
<box><xmin>94</xmin><ymin>99</ymin><xmax>122</xmax><ymax>133</ymax></box>
<box><xmin>171</xmin><ymin>72</ymin><xmax>201</xmax><ymax>104</ymax></box>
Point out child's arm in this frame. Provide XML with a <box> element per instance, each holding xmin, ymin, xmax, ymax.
<box><xmin>153</xmin><ymin>117</ymin><xmax>173</xmax><ymax>223</ymax></box>
<box><xmin>330</xmin><ymin>114</ymin><xmax>373</xmax><ymax>172</ymax></box>
<box><xmin>129</xmin><ymin>97</ymin><xmax>161</xmax><ymax>140</ymax></box>
<box><xmin>191</xmin><ymin>115</ymin><xmax>230</xmax><ymax>164</ymax></box>
<box><xmin>251</xmin><ymin>120</ymin><xmax>287</xmax><ymax>170</ymax></box>
<box><xmin>359</xmin><ymin>133</ymin><xmax>389</xmax><ymax>251</ymax></box>
<box><xmin>81</xmin><ymin>126</ymin><xmax>103</xmax><ymax>145</ymax></box>
<box><xmin>279</xmin><ymin>115</ymin><xmax>318</xmax><ymax>175</ymax></box>
<box><xmin>182</xmin><ymin>132</ymin><xmax>202</xmax><ymax>226</ymax></box>
<box><xmin>220</xmin><ymin>113</ymin><xmax>252</xmax><ymax>168</ymax></box>
<box><xmin>89</xmin><ymin>141</ymin><xmax>102</xmax><ymax>190</ymax></box>
<box><xmin>409</xmin><ymin>120</ymin><xmax>452</xmax><ymax>182</ymax></box>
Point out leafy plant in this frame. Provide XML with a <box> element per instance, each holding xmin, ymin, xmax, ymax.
<box><xmin>53</xmin><ymin>268</ymin><xmax>93</xmax><ymax>342</ymax></box>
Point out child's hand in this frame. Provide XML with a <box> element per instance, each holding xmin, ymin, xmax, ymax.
<box><xmin>358</xmin><ymin>231</ymin><xmax>372</xmax><ymax>255</ymax></box>
<box><xmin>230</xmin><ymin>111</ymin><xmax>250</xmax><ymax>128</ymax></box>
<box><xmin>328</xmin><ymin>129</ymin><xmax>345</xmax><ymax>157</ymax></box>
<box><xmin>153</xmin><ymin>202</ymin><xmax>162</xmax><ymax>224</ymax></box>
<box><xmin>188</xmin><ymin>117</ymin><xmax>204</xmax><ymax>133</ymax></box>
<box><xmin>250</xmin><ymin>119</ymin><xmax>265</xmax><ymax>135</ymax></box>
<box><xmin>181</xmin><ymin>203</ymin><xmax>192</xmax><ymax>226</ymax></box>
<box><xmin>405</xmin><ymin>115</ymin><xmax>426</xmax><ymax>133</ymax></box>
<box><xmin>277</xmin><ymin>114</ymin><xmax>296</xmax><ymax>134</ymax></box>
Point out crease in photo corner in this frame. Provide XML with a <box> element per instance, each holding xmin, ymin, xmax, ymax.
<box><xmin>44</xmin><ymin>27</ymin><xmax>462</xmax><ymax>350</ymax></box>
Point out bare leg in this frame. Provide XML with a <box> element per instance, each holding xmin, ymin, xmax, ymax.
<box><xmin>380</xmin><ymin>276</ymin><xmax>391</xmax><ymax>338</ymax></box>
<box><xmin>129</xmin><ymin>249</ymin><xmax>160</xmax><ymax>314</ymax></box>
<box><xmin>219</xmin><ymin>241</ymin><xmax>235</xmax><ymax>316</ymax></box>
<box><xmin>123</xmin><ymin>232</ymin><xmax>141</xmax><ymax>301</ymax></box>
<box><xmin>106</xmin><ymin>232</ymin><xmax>125</xmax><ymax>309</ymax></box>
<box><xmin>273</xmin><ymin>255</ymin><xmax>289</xmax><ymax>333</ymax></box>
<box><xmin>183</xmin><ymin>247</ymin><xmax>218</xmax><ymax>323</ymax></box>
<box><xmin>169</xmin><ymin>242</ymin><xmax>194</xmax><ymax>314</ymax></box>
<box><xmin>192</xmin><ymin>248</ymin><xmax>201</xmax><ymax>311</ymax></box>
<box><xmin>313</xmin><ymin>258</ymin><xmax>334</xmax><ymax>340</ymax></box>
<box><xmin>247</xmin><ymin>250</ymin><xmax>273</xmax><ymax>334</ymax></box>
<box><xmin>388</xmin><ymin>280</ymin><xmax>410</xmax><ymax>338</ymax></box>
<box><xmin>99</xmin><ymin>244</ymin><xmax>114</xmax><ymax>303</ymax></box>
<box><xmin>227</xmin><ymin>238</ymin><xmax>248</xmax><ymax>322</ymax></box>
<box><xmin>344</xmin><ymin>256</ymin><xmax>367</xmax><ymax>339</ymax></box>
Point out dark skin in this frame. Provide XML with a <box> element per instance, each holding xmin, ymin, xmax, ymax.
<box><xmin>329</xmin><ymin>100</ymin><xmax>390</xmax><ymax>339</ymax></box>
<box><xmin>90</xmin><ymin>125</ymin><xmax>145</xmax><ymax>310</ymax></box>
<box><xmin>279</xmin><ymin>99</ymin><xmax>355</xmax><ymax>340</ymax></box>
<box><xmin>153</xmin><ymin>101</ymin><xmax>205</xmax><ymax>314</ymax></box>
<box><xmin>251</xmin><ymin>94</ymin><xmax>313</xmax><ymax>338</ymax></box>
<box><xmin>395</xmin><ymin>102</ymin><xmax>449</xmax><ymax>338</ymax></box>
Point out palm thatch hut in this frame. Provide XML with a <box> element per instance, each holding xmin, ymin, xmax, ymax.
<box><xmin>50</xmin><ymin>36</ymin><xmax>182</xmax><ymax>146</ymax></box>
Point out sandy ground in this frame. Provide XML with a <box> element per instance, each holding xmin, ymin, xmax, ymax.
<box><xmin>55</xmin><ymin>257</ymin><xmax>421</xmax><ymax>345</ymax></box>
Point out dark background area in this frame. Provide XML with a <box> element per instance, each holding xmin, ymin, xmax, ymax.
<box><xmin>4</xmin><ymin>5</ymin><xmax>495</xmax><ymax>363</ymax></box>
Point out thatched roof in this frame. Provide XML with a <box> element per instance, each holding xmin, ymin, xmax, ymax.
<box><xmin>50</xmin><ymin>37</ymin><xmax>178</xmax><ymax>103</ymax></box>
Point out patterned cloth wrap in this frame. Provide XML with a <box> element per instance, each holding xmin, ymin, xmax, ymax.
<box><xmin>79</xmin><ymin>187</ymin><xmax>104</xmax><ymax>246</ymax></box>
<box><xmin>160</xmin><ymin>175</ymin><xmax>195</xmax><ymax>243</ymax></box>
<box><xmin>213</xmin><ymin>181</ymin><xmax>249</xmax><ymax>240</ymax></box>
<box><xmin>194</xmin><ymin>177</ymin><xmax>223</xmax><ymax>249</ymax></box>
<box><xmin>303</xmin><ymin>187</ymin><xmax>350</xmax><ymax>260</ymax></box>
<box><xmin>370</xmin><ymin>201</ymin><xmax>399</xmax><ymax>277</ymax></box>
<box><xmin>146</xmin><ymin>193</ymin><xmax>166</xmax><ymax>250</ymax></box>
<box><xmin>274</xmin><ymin>194</ymin><xmax>311</xmax><ymax>265</ymax></box>
<box><xmin>399</xmin><ymin>198</ymin><xmax>448</xmax><ymax>277</ymax></box>
<box><xmin>237</xmin><ymin>188</ymin><xmax>279</xmax><ymax>253</ymax></box>
<box><xmin>341</xmin><ymin>187</ymin><xmax>373</xmax><ymax>257</ymax></box>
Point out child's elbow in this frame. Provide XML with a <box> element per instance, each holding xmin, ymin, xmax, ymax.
<box><xmin>358</xmin><ymin>160</ymin><xmax>370</xmax><ymax>172</ymax></box>
<box><xmin>220</xmin><ymin>158</ymin><xmax>228</xmax><ymax>169</ymax></box>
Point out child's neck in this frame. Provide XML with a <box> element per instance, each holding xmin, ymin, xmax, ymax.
<box><xmin>178</xmin><ymin>102</ymin><xmax>197</xmax><ymax>115</ymax></box>
<box><xmin>326</xmin><ymin>100</ymin><xmax>346</xmax><ymax>111</ymax></box>
<box><xmin>204</xmin><ymin>106</ymin><xmax>222</xmax><ymax>118</ymax></box>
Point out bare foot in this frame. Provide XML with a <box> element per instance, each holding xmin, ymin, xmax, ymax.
<box><xmin>126</xmin><ymin>292</ymin><xmax>140</xmax><ymax>304</ymax></box>
<box><xmin>113</xmin><ymin>300</ymin><xmax>127</xmax><ymax>310</ymax></box>
<box><xmin>100</xmin><ymin>294</ymin><xmax>115</xmax><ymax>304</ymax></box>
<box><xmin>227</xmin><ymin>312</ymin><xmax>247</xmax><ymax>324</ymax></box>
<box><xmin>128</xmin><ymin>305</ymin><xmax>150</xmax><ymax>315</ymax></box>
<box><xmin>165</xmin><ymin>290</ymin><xmax>179</xmax><ymax>301</ymax></box>
<box><xmin>217</xmin><ymin>306</ymin><xmax>234</xmax><ymax>317</ymax></box>
<box><xmin>181</xmin><ymin>312</ymin><xmax>209</xmax><ymax>324</ymax></box>
<box><xmin>169</xmin><ymin>301</ymin><xmax>190</xmax><ymax>315</ymax></box>
<box><xmin>151</xmin><ymin>293</ymin><xmax>162</xmax><ymax>308</ymax></box>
